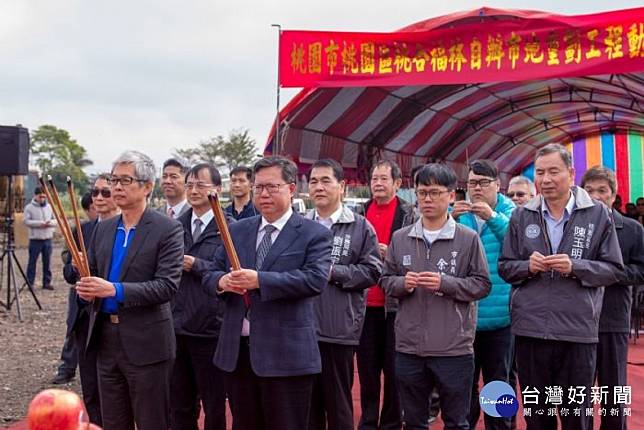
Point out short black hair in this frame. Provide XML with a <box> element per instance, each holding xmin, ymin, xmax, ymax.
<box><xmin>253</xmin><ymin>156</ymin><xmax>298</xmax><ymax>184</ymax></box>
<box><xmin>410</xmin><ymin>164</ymin><xmax>424</xmax><ymax>183</ymax></box>
<box><xmin>370</xmin><ymin>160</ymin><xmax>402</xmax><ymax>181</ymax></box>
<box><xmin>34</xmin><ymin>187</ymin><xmax>44</xmax><ymax>195</ymax></box>
<box><xmin>310</xmin><ymin>159</ymin><xmax>344</xmax><ymax>181</ymax></box>
<box><xmin>415</xmin><ymin>163</ymin><xmax>458</xmax><ymax>191</ymax></box>
<box><xmin>163</xmin><ymin>158</ymin><xmax>188</xmax><ymax>174</ymax></box>
<box><xmin>469</xmin><ymin>159</ymin><xmax>498</xmax><ymax>179</ymax></box>
<box><xmin>230</xmin><ymin>166</ymin><xmax>252</xmax><ymax>181</ymax></box>
<box><xmin>81</xmin><ymin>192</ymin><xmax>93</xmax><ymax>211</ymax></box>
<box><xmin>185</xmin><ymin>162</ymin><xmax>222</xmax><ymax>187</ymax></box>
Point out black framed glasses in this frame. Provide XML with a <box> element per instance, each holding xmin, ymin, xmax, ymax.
<box><xmin>467</xmin><ymin>179</ymin><xmax>496</xmax><ymax>188</ymax></box>
<box><xmin>416</xmin><ymin>189</ymin><xmax>449</xmax><ymax>200</ymax></box>
<box><xmin>91</xmin><ymin>188</ymin><xmax>111</xmax><ymax>198</ymax></box>
<box><xmin>108</xmin><ymin>176</ymin><xmax>145</xmax><ymax>186</ymax></box>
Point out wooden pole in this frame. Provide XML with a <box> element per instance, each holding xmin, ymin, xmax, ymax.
<box><xmin>208</xmin><ymin>193</ymin><xmax>241</xmax><ymax>271</ymax></box>
<box><xmin>66</xmin><ymin>177</ymin><xmax>90</xmax><ymax>276</ymax></box>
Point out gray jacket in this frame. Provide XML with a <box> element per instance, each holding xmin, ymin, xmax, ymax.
<box><xmin>306</xmin><ymin>206</ymin><xmax>382</xmax><ymax>345</ymax></box>
<box><xmin>498</xmin><ymin>186</ymin><xmax>624</xmax><ymax>343</ymax></box>
<box><xmin>381</xmin><ymin>217</ymin><xmax>491</xmax><ymax>357</ymax></box>
<box><xmin>23</xmin><ymin>199</ymin><xmax>56</xmax><ymax>240</ymax></box>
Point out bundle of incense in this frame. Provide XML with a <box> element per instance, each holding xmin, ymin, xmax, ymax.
<box><xmin>208</xmin><ymin>193</ymin><xmax>241</xmax><ymax>271</ymax></box>
<box><xmin>38</xmin><ymin>175</ymin><xmax>90</xmax><ymax>277</ymax></box>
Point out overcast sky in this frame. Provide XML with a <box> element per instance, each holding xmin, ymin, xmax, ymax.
<box><xmin>1</xmin><ymin>0</ymin><xmax>641</xmax><ymax>173</ymax></box>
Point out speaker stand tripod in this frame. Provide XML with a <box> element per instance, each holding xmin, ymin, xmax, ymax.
<box><xmin>0</xmin><ymin>175</ymin><xmax>42</xmax><ymax>321</ymax></box>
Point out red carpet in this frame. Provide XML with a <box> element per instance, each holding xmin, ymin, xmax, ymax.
<box><xmin>6</xmin><ymin>340</ymin><xmax>644</xmax><ymax>429</ymax></box>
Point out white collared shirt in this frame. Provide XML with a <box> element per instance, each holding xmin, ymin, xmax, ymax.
<box><xmin>256</xmin><ymin>207</ymin><xmax>293</xmax><ymax>249</ymax></box>
<box><xmin>167</xmin><ymin>200</ymin><xmax>188</xmax><ymax>219</ymax></box>
<box><xmin>242</xmin><ymin>207</ymin><xmax>294</xmax><ymax>337</ymax></box>
<box><xmin>314</xmin><ymin>205</ymin><xmax>343</xmax><ymax>230</ymax></box>
<box><xmin>191</xmin><ymin>209</ymin><xmax>214</xmax><ymax>236</ymax></box>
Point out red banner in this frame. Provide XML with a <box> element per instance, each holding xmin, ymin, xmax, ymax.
<box><xmin>279</xmin><ymin>8</ymin><xmax>644</xmax><ymax>88</ymax></box>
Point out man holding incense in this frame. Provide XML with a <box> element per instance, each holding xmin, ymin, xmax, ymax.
<box><xmin>76</xmin><ymin>151</ymin><xmax>184</xmax><ymax>430</ymax></box>
<box><xmin>205</xmin><ymin>156</ymin><xmax>333</xmax><ymax>430</ymax></box>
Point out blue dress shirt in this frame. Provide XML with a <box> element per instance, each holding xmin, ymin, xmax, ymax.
<box><xmin>100</xmin><ymin>220</ymin><xmax>135</xmax><ymax>314</ymax></box>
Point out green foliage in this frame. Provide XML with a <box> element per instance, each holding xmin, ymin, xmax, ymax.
<box><xmin>174</xmin><ymin>128</ymin><xmax>261</xmax><ymax>172</ymax></box>
<box><xmin>30</xmin><ymin>125</ymin><xmax>93</xmax><ymax>194</ymax></box>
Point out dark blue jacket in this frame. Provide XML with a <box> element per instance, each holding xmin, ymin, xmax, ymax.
<box><xmin>172</xmin><ymin>209</ymin><xmax>231</xmax><ymax>338</ymax></box>
<box><xmin>225</xmin><ymin>200</ymin><xmax>258</xmax><ymax>220</ymax></box>
<box><xmin>204</xmin><ymin>212</ymin><xmax>333</xmax><ymax>377</ymax></box>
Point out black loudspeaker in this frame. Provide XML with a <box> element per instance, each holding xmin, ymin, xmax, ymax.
<box><xmin>0</xmin><ymin>126</ymin><xmax>29</xmax><ymax>176</ymax></box>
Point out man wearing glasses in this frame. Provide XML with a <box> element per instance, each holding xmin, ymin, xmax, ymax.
<box><xmin>204</xmin><ymin>156</ymin><xmax>333</xmax><ymax>430</ymax></box>
<box><xmin>381</xmin><ymin>163</ymin><xmax>490</xmax><ymax>429</ymax></box>
<box><xmin>54</xmin><ymin>173</ymin><xmax>119</xmax><ymax>425</ymax></box>
<box><xmin>451</xmin><ymin>159</ymin><xmax>516</xmax><ymax>430</ymax></box>
<box><xmin>170</xmin><ymin>163</ymin><xmax>230</xmax><ymax>430</ymax></box>
<box><xmin>507</xmin><ymin>176</ymin><xmax>536</xmax><ymax>207</ymax></box>
<box><xmin>76</xmin><ymin>151</ymin><xmax>184</xmax><ymax>430</ymax></box>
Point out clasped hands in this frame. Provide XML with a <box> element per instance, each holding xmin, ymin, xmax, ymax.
<box><xmin>75</xmin><ymin>276</ymin><xmax>116</xmax><ymax>302</ymax></box>
<box><xmin>452</xmin><ymin>201</ymin><xmax>493</xmax><ymax>220</ymax></box>
<box><xmin>404</xmin><ymin>271</ymin><xmax>442</xmax><ymax>292</ymax></box>
<box><xmin>218</xmin><ymin>269</ymin><xmax>259</xmax><ymax>295</ymax></box>
<box><xmin>529</xmin><ymin>251</ymin><xmax>573</xmax><ymax>275</ymax></box>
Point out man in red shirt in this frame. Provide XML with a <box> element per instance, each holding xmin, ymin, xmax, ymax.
<box><xmin>358</xmin><ymin>160</ymin><xmax>415</xmax><ymax>430</ymax></box>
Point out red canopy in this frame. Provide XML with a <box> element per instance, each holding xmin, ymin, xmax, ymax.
<box><xmin>266</xmin><ymin>7</ymin><xmax>644</xmax><ymax>183</ymax></box>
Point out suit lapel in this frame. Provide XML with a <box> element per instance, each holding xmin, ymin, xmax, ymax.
<box><xmin>100</xmin><ymin>218</ymin><xmax>119</xmax><ymax>278</ymax></box>
<box><xmin>259</xmin><ymin>213</ymin><xmax>302</xmax><ymax>271</ymax></box>
<box><xmin>238</xmin><ymin>217</ymin><xmax>261</xmax><ymax>269</ymax></box>
<box><xmin>118</xmin><ymin>209</ymin><xmax>152</xmax><ymax>279</ymax></box>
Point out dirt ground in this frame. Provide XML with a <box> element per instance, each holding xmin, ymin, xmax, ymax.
<box><xmin>0</xmin><ymin>243</ymin><xmax>81</xmax><ymax>425</ymax></box>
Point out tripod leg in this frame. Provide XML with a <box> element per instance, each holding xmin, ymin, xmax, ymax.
<box><xmin>7</xmin><ymin>251</ymin><xmax>23</xmax><ymax>321</ymax></box>
<box><xmin>12</xmin><ymin>251</ymin><xmax>42</xmax><ymax>310</ymax></box>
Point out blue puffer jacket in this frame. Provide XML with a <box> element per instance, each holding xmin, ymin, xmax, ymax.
<box><xmin>458</xmin><ymin>193</ymin><xmax>515</xmax><ymax>331</ymax></box>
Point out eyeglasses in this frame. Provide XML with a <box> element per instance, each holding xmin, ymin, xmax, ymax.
<box><xmin>108</xmin><ymin>176</ymin><xmax>146</xmax><ymax>186</ymax></box>
<box><xmin>252</xmin><ymin>183</ymin><xmax>291</xmax><ymax>194</ymax></box>
<box><xmin>507</xmin><ymin>191</ymin><xmax>527</xmax><ymax>198</ymax></box>
<box><xmin>91</xmin><ymin>188</ymin><xmax>111</xmax><ymax>198</ymax></box>
<box><xmin>468</xmin><ymin>179</ymin><xmax>496</xmax><ymax>188</ymax></box>
<box><xmin>416</xmin><ymin>189</ymin><xmax>449</xmax><ymax>200</ymax></box>
<box><xmin>185</xmin><ymin>182</ymin><xmax>213</xmax><ymax>190</ymax></box>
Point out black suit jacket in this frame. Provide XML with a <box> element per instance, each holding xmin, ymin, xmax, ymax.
<box><xmin>205</xmin><ymin>212</ymin><xmax>333</xmax><ymax>377</ymax></box>
<box><xmin>62</xmin><ymin>219</ymin><xmax>98</xmax><ymax>336</ymax></box>
<box><xmin>599</xmin><ymin>210</ymin><xmax>644</xmax><ymax>332</ymax></box>
<box><xmin>173</xmin><ymin>209</ymin><xmax>232</xmax><ymax>338</ymax></box>
<box><xmin>86</xmin><ymin>208</ymin><xmax>184</xmax><ymax>366</ymax></box>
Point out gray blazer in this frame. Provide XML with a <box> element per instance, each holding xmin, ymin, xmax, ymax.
<box><xmin>86</xmin><ymin>208</ymin><xmax>184</xmax><ymax>365</ymax></box>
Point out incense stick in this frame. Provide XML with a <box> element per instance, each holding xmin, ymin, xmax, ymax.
<box><xmin>66</xmin><ymin>177</ymin><xmax>90</xmax><ymax>276</ymax></box>
<box><xmin>208</xmin><ymin>193</ymin><xmax>241</xmax><ymax>271</ymax></box>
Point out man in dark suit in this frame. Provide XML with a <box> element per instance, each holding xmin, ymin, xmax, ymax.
<box><xmin>76</xmin><ymin>151</ymin><xmax>184</xmax><ymax>430</ymax></box>
<box><xmin>159</xmin><ymin>158</ymin><xmax>190</xmax><ymax>219</ymax></box>
<box><xmin>204</xmin><ymin>156</ymin><xmax>333</xmax><ymax>430</ymax></box>
<box><xmin>171</xmin><ymin>163</ymin><xmax>230</xmax><ymax>430</ymax></box>
<box><xmin>582</xmin><ymin>166</ymin><xmax>644</xmax><ymax>430</ymax></box>
<box><xmin>56</xmin><ymin>174</ymin><xmax>119</xmax><ymax>424</ymax></box>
